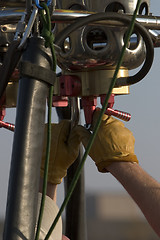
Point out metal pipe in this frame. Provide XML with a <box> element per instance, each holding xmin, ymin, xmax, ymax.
<box><xmin>1</xmin><ymin>9</ymin><xmax>160</xmax><ymax>30</ymax></box>
<box><xmin>51</xmin><ymin>11</ymin><xmax>160</xmax><ymax>30</ymax></box>
<box><xmin>65</xmin><ymin>98</ymin><xmax>87</xmax><ymax>240</ymax></box>
<box><xmin>52</xmin><ymin>12</ymin><xmax>160</xmax><ymax>30</ymax></box>
<box><xmin>0</xmin><ymin>9</ymin><xmax>25</xmax><ymax>24</ymax></box>
<box><xmin>136</xmin><ymin>15</ymin><xmax>160</xmax><ymax>29</ymax></box>
<box><xmin>65</xmin><ymin>146</ymin><xmax>87</xmax><ymax>240</ymax></box>
<box><xmin>3</xmin><ymin>37</ymin><xmax>52</xmax><ymax>240</ymax></box>
<box><xmin>149</xmin><ymin>29</ymin><xmax>160</xmax><ymax>47</ymax></box>
<box><xmin>56</xmin><ymin>99</ymin><xmax>88</xmax><ymax>240</ymax></box>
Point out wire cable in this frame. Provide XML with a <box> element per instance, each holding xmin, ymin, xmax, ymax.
<box><xmin>44</xmin><ymin>0</ymin><xmax>142</xmax><ymax>239</ymax></box>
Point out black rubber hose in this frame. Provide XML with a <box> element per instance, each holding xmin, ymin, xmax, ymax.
<box><xmin>0</xmin><ymin>40</ymin><xmax>22</xmax><ymax>100</ymax></box>
<box><xmin>55</xmin><ymin>12</ymin><xmax>154</xmax><ymax>86</ymax></box>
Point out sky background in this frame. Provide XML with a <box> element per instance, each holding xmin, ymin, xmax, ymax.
<box><xmin>0</xmin><ymin>0</ymin><xmax>160</xmax><ymax>218</ymax></box>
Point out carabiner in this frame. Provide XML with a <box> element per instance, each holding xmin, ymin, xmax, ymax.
<box><xmin>34</xmin><ymin>0</ymin><xmax>52</xmax><ymax>9</ymax></box>
<box><xmin>17</xmin><ymin>7</ymin><xmax>38</xmax><ymax>50</ymax></box>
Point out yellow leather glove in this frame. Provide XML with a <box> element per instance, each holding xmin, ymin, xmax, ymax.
<box><xmin>75</xmin><ymin>109</ymin><xmax>138</xmax><ymax>173</ymax></box>
<box><xmin>40</xmin><ymin>120</ymin><xmax>80</xmax><ymax>184</ymax></box>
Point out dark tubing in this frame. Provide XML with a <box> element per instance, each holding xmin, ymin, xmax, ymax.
<box><xmin>0</xmin><ymin>40</ymin><xmax>22</xmax><ymax>100</ymax></box>
<box><xmin>3</xmin><ymin>37</ymin><xmax>52</xmax><ymax>240</ymax></box>
<box><xmin>56</xmin><ymin>105</ymin><xmax>88</xmax><ymax>240</ymax></box>
<box><xmin>64</xmin><ymin>147</ymin><xmax>87</xmax><ymax>240</ymax></box>
<box><xmin>55</xmin><ymin>12</ymin><xmax>154</xmax><ymax>86</ymax></box>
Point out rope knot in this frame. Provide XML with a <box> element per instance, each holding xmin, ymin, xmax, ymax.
<box><xmin>42</xmin><ymin>28</ymin><xmax>54</xmax><ymax>48</ymax></box>
<box><xmin>40</xmin><ymin>2</ymin><xmax>55</xmax><ymax>48</ymax></box>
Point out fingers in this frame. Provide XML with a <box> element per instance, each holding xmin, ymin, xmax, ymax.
<box><xmin>73</xmin><ymin>125</ymin><xmax>91</xmax><ymax>148</ymax></box>
<box><xmin>58</xmin><ymin>120</ymin><xmax>71</xmax><ymax>143</ymax></box>
<box><xmin>68</xmin><ymin>126</ymin><xmax>80</xmax><ymax>149</ymax></box>
<box><xmin>44</xmin><ymin>121</ymin><xmax>70</xmax><ymax>146</ymax></box>
<box><xmin>91</xmin><ymin>108</ymin><xmax>109</xmax><ymax>129</ymax></box>
<box><xmin>62</xmin><ymin>235</ymin><xmax>70</xmax><ymax>240</ymax></box>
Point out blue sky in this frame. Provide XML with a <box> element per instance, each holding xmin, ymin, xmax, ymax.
<box><xmin>0</xmin><ymin>0</ymin><xmax>160</xmax><ymax>217</ymax></box>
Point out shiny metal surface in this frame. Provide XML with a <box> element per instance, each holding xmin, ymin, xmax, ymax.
<box><xmin>18</xmin><ymin>7</ymin><xmax>38</xmax><ymax>49</ymax></box>
<box><xmin>1</xmin><ymin>8</ymin><xmax>160</xmax><ymax>28</ymax></box>
<box><xmin>1</xmin><ymin>0</ymin><xmax>25</xmax><ymax>3</ymax></box>
<box><xmin>55</xmin><ymin>0</ymin><xmax>150</xmax><ymax>72</ymax></box>
<box><xmin>86</xmin><ymin>0</ymin><xmax>149</xmax><ymax>13</ymax></box>
<box><xmin>1</xmin><ymin>2</ymin><xmax>159</xmax><ymax>97</ymax></box>
<box><xmin>0</xmin><ymin>1</ymin><xmax>158</xmax><ymax>240</ymax></box>
<box><xmin>136</xmin><ymin>15</ymin><xmax>160</xmax><ymax>29</ymax></box>
<box><xmin>52</xmin><ymin>12</ymin><xmax>160</xmax><ymax>30</ymax></box>
<box><xmin>56</xmin><ymin>99</ymin><xmax>88</xmax><ymax>240</ymax></box>
<box><xmin>0</xmin><ymin>8</ymin><xmax>24</xmax><ymax>24</ymax></box>
<box><xmin>0</xmin><ymin>24</ymin><xmax>16</xmax><ymax>32</ymax></box>
<box><xmin>1</xmin><ymin>5</ymin><xmax>160</xmax><ymax>26</ymax></box>
<box><xmin>5</xmin><ymin>81</ymin><xmax>18</xmax><ymax>107</ymax></box>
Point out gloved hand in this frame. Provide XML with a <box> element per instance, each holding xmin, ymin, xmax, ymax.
<box><xmin>75</xmin><ymin>109</ymin><xmax>138</xmax><ymax>173</ymax></box>
<box><xmin>40</xmin><ymin>120</ymin><xmax>80</xmax><ymax>184</ymax></box>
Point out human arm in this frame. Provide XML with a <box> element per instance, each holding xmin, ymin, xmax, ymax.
<box><xmin>75</xmin><ymin>109</ymin><xmax>160</xmax><ymax>237</ymax></box>
<box><xmin>40</xmin><ymin>120</ymin><xmax>80</xmax><ymax>185</ymax></box>
<box><xmin>39</xmin><ymin>180</ymin><xmax>70</xmax><ymax>240</ymax></box>
<box><xmin>108</xmin><ymin>162</ymin><xmax>160</xmax><ymax>237</ymax></box>
<box><xmin>39</xmin><ymin>178</ymin><xmax>57</xmax><ymax>201</ymax></box>
<box><xmin>40</xmin><ymin>120</ymin><xmax>80</xmax><ymax>200</ymax></box>
<box><xmin>39</xmin><ymin>120</ymin><xmax>80</xmax><ymax>240</ymax></box>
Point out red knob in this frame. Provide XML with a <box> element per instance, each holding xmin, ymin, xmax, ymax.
<box><xmin>0</xmin><ymin>120</ymin><xmax>15</xmax><ymax>132</ymax></box>
<box><xmin>105</xmin><ymin>108</ymin><xmax>131</xmax><ymax>122</ymax></box>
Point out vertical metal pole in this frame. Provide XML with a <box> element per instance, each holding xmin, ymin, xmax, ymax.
<box><xmin>65</xmin><ymin>148</ymin><xmax>87</xmax><ymax>240</ymax></box>
<box><xmin>56</xmin><ymin>100</ymin><xmax>87</xmax><ymax>240</ymax></box>
<box><xmin>3</xmin><ymin>37</ymin><xmax>52</xmax><ymax>240</ymax></box>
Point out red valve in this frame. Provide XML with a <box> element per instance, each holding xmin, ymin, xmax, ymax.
<box><xmin>0</xmin><ymin>108</ymin><xmax>6</xmax><ymax>121</ymax></box>
<box><xmin>0</xmin><ymin>94</ymin><xmax>6</xmax><ymax>121</ymax></box>
<box><xmin>101</xmin><ymin>94</ymin><xmax>131</xmax><ymax>122</ymax></box>
<box><xmin>100</xmin><ymin>94</ymin><xmax>115</xmax><ymax>108</ymax></box>
<box><xmin>59</xmin><ymin>75</ymin><xmax>81</xmax><ymax>96</ymax></box>
<box><xmin>0</xmin><ymin>120</ymin><xmax>15</xmax><ymax>132</ymax></box>
<box><xmin>105</xmin><ymin>108</ymin><xmax>131</xmax><ymax>122</ymax></box>
<box><xmin>52</xmin><ymin>96</ymin><xmax>68</xmax><ymax>107</ymax></box>
<box><xmin>81</xmin><ymin>96</ymin><xmax>97</xmax><ymax>125</ymax></box>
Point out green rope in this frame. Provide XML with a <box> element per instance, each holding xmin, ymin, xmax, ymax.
<box><xmin>40</xmin><ymin>2</ymin><xmax>57</xmax><ymax>71</ymax></box>
<box><xmin>34</xmin><ymin>3</ymin><xmax>56</xmax><ymax>240</ymax></box>
<box><xmin>44</xmin><ymin>0</ymin><xmax>142</xmax><ymax>239</ymax></box>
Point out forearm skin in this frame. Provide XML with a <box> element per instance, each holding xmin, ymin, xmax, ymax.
<box><xmin>108</xmin><ymin>162</ymin><xmax>160</xmax><ymax>237</ymax></box>
<box><xmin>39</xmin><ymin>177</ymin><xmax>57</xmax><ymax>202</ymax></box>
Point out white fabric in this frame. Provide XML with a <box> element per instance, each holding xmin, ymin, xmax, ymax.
<box><xmin>37</xmin><ymin>193</ymin><xmax>62</xmax><ymax>240</ymax></box>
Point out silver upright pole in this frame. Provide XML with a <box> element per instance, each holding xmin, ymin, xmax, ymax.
<box><xmin>56</xmin><ymin>100</ymin><xmax>87</xmax><ymax>240</ymax></box>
